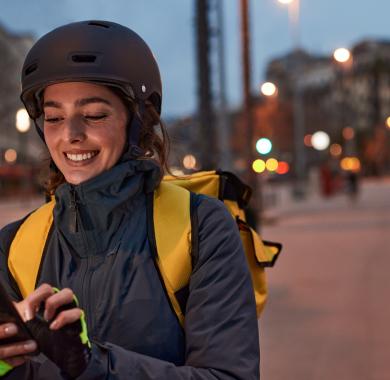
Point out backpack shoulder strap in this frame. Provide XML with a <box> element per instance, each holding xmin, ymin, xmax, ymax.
<box><xmin>151</xmin><ymin>182</ymin><xmax>192</xmax><ymax>327</ymax></box>
<box><xmin>8</xmin><ymin>200</ymin><xmax>55</xmax><ymax>298</ymax></box>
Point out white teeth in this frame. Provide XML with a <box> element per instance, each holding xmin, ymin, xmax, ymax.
<box><xmin>66</xmin><ymin>151</ymin><xmax>97</xmax><ymax>162</ymax></box>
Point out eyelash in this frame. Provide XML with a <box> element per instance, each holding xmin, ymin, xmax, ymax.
<box><xmin>44</xmin><ymin>114</ymin><xmax>108</xmax><ymax>123</ymax></box>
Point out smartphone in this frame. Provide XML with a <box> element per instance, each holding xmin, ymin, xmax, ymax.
<box><xmin>0</xmin><ymin>279</ymin><xmax>36</xmax><ymax>346</ymax></box>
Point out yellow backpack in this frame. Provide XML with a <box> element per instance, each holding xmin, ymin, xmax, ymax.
<box><xmin>8</xmin><ymin>171</ymin><xmax>281</xmax><ymax>326</ymax></box>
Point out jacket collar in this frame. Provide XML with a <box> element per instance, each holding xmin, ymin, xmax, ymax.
<box><xmin>53</xmin><ymin>159</ymin><xmax>161</xmax><ymax>256</ymax></box>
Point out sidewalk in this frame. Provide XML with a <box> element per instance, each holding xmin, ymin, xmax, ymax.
<box><xmin>261</xmin><ymin>176</ymin><xmax>390</xmax><ymax>221</ymax></box>
<box><xmin>0</xmin><ymin>196</ymin><xmax>43</xmax><ymax>229</ymax></box>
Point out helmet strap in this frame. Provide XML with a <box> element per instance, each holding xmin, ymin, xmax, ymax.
<box><xmin>122</xmin><ymin>100</ymin><xmax>146</xmax><ymax>160</ymax></box>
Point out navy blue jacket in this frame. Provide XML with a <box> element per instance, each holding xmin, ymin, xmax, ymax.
<box><xmin>0</xmin><ymin>160</ymin><xmax>260</xmax><ymax>379</ymax></box>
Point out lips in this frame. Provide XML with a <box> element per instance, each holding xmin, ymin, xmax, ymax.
<box><xmin>63</xmin><ymin>150</ymin><xmax>99</xmax><ymax>163</ymax></box>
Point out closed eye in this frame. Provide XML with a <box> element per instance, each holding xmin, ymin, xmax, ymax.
<box><xmin>85</xmin><ymin>114</ymin><xmax>107</xmax><ymax>121</ymax></box>
<box><xmin>44</xmin><ymin>117</ymin><xmax>63</xmax><ymax>123</ymax></box>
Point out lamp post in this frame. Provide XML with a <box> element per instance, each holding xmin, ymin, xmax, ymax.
<box><xmin>239</xmin><ymin>0</ymin><xmax>261</xmax><ymax>229</ymax></box>
<box><xmin>278</xmin><ymin>0</ymin><xmax>306</xmax><ymax>197</ymax></box>
<box><xmin>333</xmin><ymin>48</ymin><xmax>355</xmax><ymax>156</ymax></box>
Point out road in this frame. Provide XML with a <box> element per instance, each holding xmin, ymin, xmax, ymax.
<box><xmin>260</xmin><ymin>178</ymin><xmax>390</xmax><ymax>380</ymax></box>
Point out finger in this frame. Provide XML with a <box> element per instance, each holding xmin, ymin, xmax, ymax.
<box><xmin>50</xmin><ymin>308</ymin><xmax>82</xmax><ymax>330</ymax></box>
<box><xmin>0</xmin><ymin>324</ymin><xmax>18</xmax><ymax>340</ymax></box>
<box><xmin>19</xmin><ymin>284</ymin><xmax>54</xmax><ymax>321</ymax></box>
<box><xmin>44</xmin><ymin>288</ymin><xmax>75</xmax><ymax>321</ymax></box>
<box><xmin>3</xmin><ymin>356</ymin><xmax>27</xmax><ymax>368</ymax></box>
<box><xmin>0</xmin><ymin>340</ymin><xmax>37</xmax><ymax>360</ymax></box>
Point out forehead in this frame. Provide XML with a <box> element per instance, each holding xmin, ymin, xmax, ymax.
<box><xmin>43</xmin><ymin>82</ymin><xmax>120</xmax><ymax>104</ymax></box>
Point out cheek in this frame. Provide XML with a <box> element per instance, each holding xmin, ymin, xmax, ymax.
<box><xmin>43</xmin><ymin>129</ymin><xmax>58</xmax><ymax>155</ymax></box>
<box><xmin>100</xmin><ymin>124</ymin><xmax>127</xmax><ymax>157</ymax></box>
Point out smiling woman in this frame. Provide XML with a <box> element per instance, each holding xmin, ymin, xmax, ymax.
<box><xmin>43</xmin><ymin>82</ymin><xmax>128</xmax><ymax>185</ymax></box>
<box><xmin>0</xmin><ymin>20</ymin><xmax>260</xmax><ymax>380</ymax></box>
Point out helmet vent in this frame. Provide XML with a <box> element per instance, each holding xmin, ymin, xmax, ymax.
<box><xmin>71</xmin><ymin>54</ymin><xmax>97</xmax><ymax>63</ymax></box>
<box><xmin>25</xmin><ymin>63</ymin><xmax>38</xmax><ymax>76</ymax></box>
<box><xmin>88</xmin><ymin>21</ymin><xmax>110</xmax><ymax>29</ymax></box>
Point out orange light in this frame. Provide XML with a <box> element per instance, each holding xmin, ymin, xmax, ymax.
<box><xmin>276</xmin><ymin>161</ymin><xmax>290</xmax><ymax>175</ymax></box>
<box><xmin>304</xmin><ymin>134</ymin><xmax>312</xmax><ymax>147</ymax></box>
<box><xmin>340</xmin><ymin>157</ymin><xmax>361</xmax><ymax>172</ymax></box>
<box><xmin>4</xmin><ymin>149</ymin><xmax>17</xmax><ymax>163</ymax></box>
<box><xmin>266</xmin><ymin>158</ymin><xmax>278</xmax><ymax>172</ymax></box>
<box><xmin>252</xmin><ymin>159</ymin><xmax>266</xmax><ymax>173</ymax></box>
<box><xmin>183</xmin><ymin>154</ymin><xmax>197</xmax><ymax>170</ymax></box>
<box><xmin>330</xmin><ymin>143</ymin><xmax>342</xmax><ymax>157</ymax></box>
<box><xmin>386</xmin><ymin>116</ymin><xmax>390</xmax><ymax>129</ymax></box>
<box><xmin>343</xmin><ymin>127</ymin><xmax>355</xmax><ymax>140</ymax></box>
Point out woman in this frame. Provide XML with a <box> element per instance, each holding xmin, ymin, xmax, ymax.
<box><xmin>0</xmin><ymin>21</ymin><xmax>260</xmax><ymax>379</ymax></box>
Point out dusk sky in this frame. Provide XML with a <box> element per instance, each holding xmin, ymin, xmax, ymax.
<box><xmin>1</xmin><ymin>0</ymin><xmax>390</xmax><ymax>118</ymax></box>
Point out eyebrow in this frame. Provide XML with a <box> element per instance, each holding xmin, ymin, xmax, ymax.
<box><xmin>43</xmin><ymin>97</ymin><xmax>112</xmax><ymax>109</ymax></box>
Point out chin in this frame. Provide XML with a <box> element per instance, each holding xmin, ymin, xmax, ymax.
<box><xmin>64</xmin><ymin>172</ymin><xmax>96</xmax><ymax>185</ymax></box>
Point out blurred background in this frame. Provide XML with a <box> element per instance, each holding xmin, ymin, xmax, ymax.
<box><xmin>0</xmin><ymin>1</ymin><xmax>389</xmax><ymax>379</ymax></box>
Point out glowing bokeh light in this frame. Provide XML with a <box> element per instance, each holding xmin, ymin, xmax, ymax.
<box><xmin>304</xmin><ymin>134</ymin><xmax>313</xmax><ymax>147</ymax></box>
<box><xmin>343</xmin><ymin>127</ymin><xmax>355</xmax><ymax>140</ymax></box>
<box><xmin>311</xmin><ymin>131</ymin><xmax>330</xmax><ymax>151</ymax></box>
<box><xmin>260</xmin><ymin>82</ymin><xmax>277</xmax><ymax>97</ymax></box>
<box><xmin>183</xmin><ymin>154</ymin><xmax>197</xmax><ymax>170</ymax></box>
<box><xmin>340</xmin><ymin>157</ymin><xmax>361</xmax><ymax>172</ymax></box>
<box><xmin>276</xmin><ymin>161</ymin><xmax>290</xmax><ymax>175</ymax></box>
<box><xmin>15</xmin><ymin>109</ymin><xmax>30</xmax><ymax>133</ymax></box>
<box><xmin>330</xmin><ymin>143</ymin><xmax>342</xmax><ymax>157</ymax></box>
<box><xmin>333</xmin><ymin>48</ymin><xmax>351</xmax><ymax>63</ymax></box>
<box><xmin>4</xmin><ymin>149</ymin><xmax>17</xmax><ymax>163</ymax></box>
<box><xmin>386</xmin><ymin>116</ymin><xmax>390</xmax><ymax>129</ymax></box>
<box><xmin>256</xmin><ymin>138</ymin><xmax>272</xmax><ymax>155</ymax></box>
<box><xmin>266</xmin><ymin>158</ymin><xmax>279</xmax><ymax>172</ymax></box>
<box><xmin>252</xmin><ymin>159</ymin><xmax>266</xmax><ymax>173</ymax></box>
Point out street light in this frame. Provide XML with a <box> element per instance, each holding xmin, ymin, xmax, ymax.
<box><xmin>386</xmin><ymin>116</ymin><xmax>390</xmax><ymax>129</ymax></box>
<box><xmin>333</xmin><ymin>48</ymin><xmax>351</xmax><ymax>64</ymax></box>
<box><xmin>256</xmin><ymin>138</ymin><xmax>272</xmax><ymax>155</ymax></box>
<box><xmin>311</xmin><ymin>131</ymin><xmax>330</xmax><ymax>151</ymax></box>
<box><xmin>15</xmin><ymin>109</ymin><xmax>31</xmax><ymax>133</ymax></box>
<box><xmin>260</xmin><ymin>82</ymin><xmax>277</xmax><ymax>97</ymax></box>
<box><xmin>277</xmin><ymin>0</ymin><xmax>294</xmax><ymax>5</ymax></box>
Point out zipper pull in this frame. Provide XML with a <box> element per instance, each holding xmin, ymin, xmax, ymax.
<box><xmin>69</xmin><ymin>186</ymin><xmax>78</xmax><ymax>233</ymax></box>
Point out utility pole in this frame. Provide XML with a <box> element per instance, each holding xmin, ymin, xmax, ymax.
<box><xmin>216</xmin><ymin>0</ymin><xmax>232</xmax><ymax>170</ymax></box>
<box><xmin>239</xmin><ymin>0</ymin><xmax>260</xmax><ymax>228</ymax></box>
<box><xmin>195</xmin><ymin>0</ymin><xmax>216</xmax><ymax>170</ymax></box>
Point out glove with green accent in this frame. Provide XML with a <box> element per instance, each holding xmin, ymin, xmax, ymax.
<box><xmin>0</xmin><ymin>360</ymin><xmax>13</xmax><ymax>377</ymax></box>
<box><xmin>25</xmin><ymin>290</ymin><xmax>91</xmax><ymax>379</ymax></box>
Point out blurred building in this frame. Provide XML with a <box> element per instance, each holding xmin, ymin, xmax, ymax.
<box><xmin>148</xmin><ymin>39</ymin><xmax>390</xmax><ymax>177</ymax></box>
<box><xmin>261</xmin><ymin>39</ymin><xmax>390</xmax><ymax>175</ymax></box>
<box><xmin>0</xmin><ymin>25</ymin><xmax>44</xmax><ymax>196</ymax></box>
<box><xmin>0</xmin><ymin>25</ymin><xmax>42</xmax><ymax>162</ymax></box>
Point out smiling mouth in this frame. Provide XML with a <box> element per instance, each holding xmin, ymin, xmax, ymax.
<box><xmin>64</xmin><ymin>150</ymin><xmax>99</xmax><ymax>162</ymax></box>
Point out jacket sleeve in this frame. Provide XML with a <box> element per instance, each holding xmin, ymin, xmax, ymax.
<box><xmin>0</xmin><ymin>220</ymin><xmax>25</xmax><ymax>301</ymax></box>
<box><xmin>76</xmin><ymin>195</ymin><xmax>260</xmax><ymax>380</ymax></box>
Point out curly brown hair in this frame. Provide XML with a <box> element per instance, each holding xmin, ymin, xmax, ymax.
<box><xmin>43</xmin><ymin>92</ymin><xmax>170</xmax><ymax>196</ymax></box>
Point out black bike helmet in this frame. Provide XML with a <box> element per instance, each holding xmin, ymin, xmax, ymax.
<box><xmin>21</xmin><ymin>20</ymin><xmax>162</xmax><ymax>117</ymax></box>
<box><xmin>21</xmin><ymin>20</ymin><xmax>162</xmax><ymax>157</ymax></box>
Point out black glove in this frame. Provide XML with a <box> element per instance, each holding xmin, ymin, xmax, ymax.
<box><xmin>25</xmin><ymin>290</ymin><xmax>91</xmax><ymax>379</ymax></box>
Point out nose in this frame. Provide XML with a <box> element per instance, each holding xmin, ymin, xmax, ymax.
<box><xmin>65</xmin><ymin>116</ymin><xmax>86</xmax><ymax>143</ymax></box>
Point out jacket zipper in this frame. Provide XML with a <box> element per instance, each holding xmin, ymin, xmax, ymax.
<box><xmin>69</xmin><ymin>186</ymin><xmax>95</xmax><ymax>330</ymax></box>
<box><xmin>69</xmin><ymin>186</ymin><xmax>79</xmax><ymax>234</ymax></box>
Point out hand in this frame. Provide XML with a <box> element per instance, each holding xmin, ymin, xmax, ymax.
<box><xmin>0</xmin><ymin>323</ymin><xmax>37</xmax><ymax>376</ymax></box>
<box><xmin>25</xmin><ymin>286</ymin><xmax>91</xmax><ymax>378</ymax></box>
<box><xmin>0</xmin><ymin>284</ymin><xmax>53</xmax><ymax>376</ymax></box>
